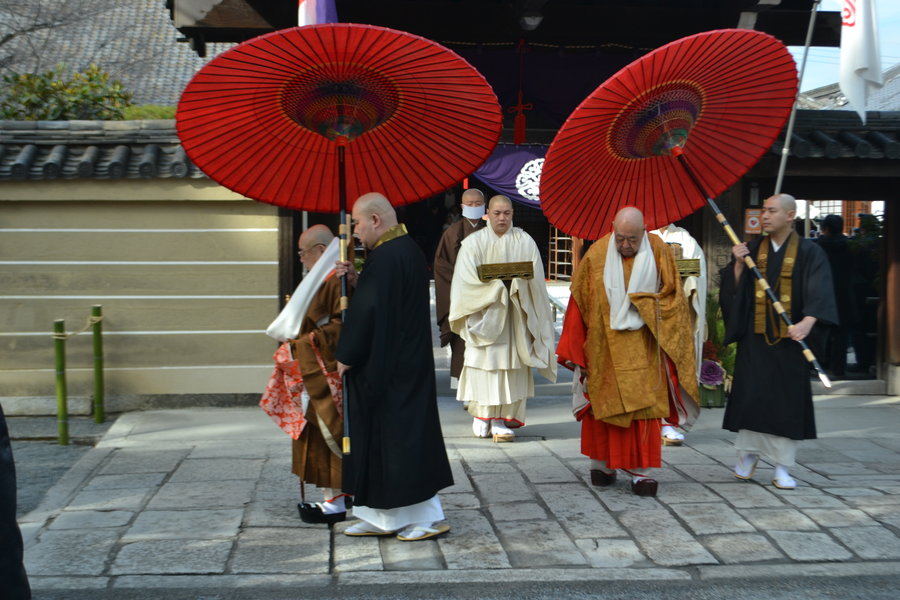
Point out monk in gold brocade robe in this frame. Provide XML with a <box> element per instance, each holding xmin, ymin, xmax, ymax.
<box><xmin>557</xmin><ymin>207</ymin><xmax>698</xmax><ymax>497</ymax></box>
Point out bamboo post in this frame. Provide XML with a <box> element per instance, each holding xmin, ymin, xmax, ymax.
<box><xmin>92</xmin><ymin>305</ymin><xmax>105</xmax><ymax>424</ymax></box>
<box><xmin>337</xmin><ymin>138</ymin><xmax>351</xmax><ymax>455</ymax></box>
<box><xmin>53</xmin><ymin>319</ymin><xmax>69</xmax><ymax>445</ymax></box>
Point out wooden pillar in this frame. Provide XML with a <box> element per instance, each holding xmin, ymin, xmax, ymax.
<box><xmin>887</xmin><ymin>200</ymin><xmax>899</xmax><ymax>365</ymax></box>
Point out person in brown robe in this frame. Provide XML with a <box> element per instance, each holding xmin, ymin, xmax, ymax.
<box><xmin>290</xmin><ymin>224</ymin><xmax>347</xmax><ymax>524</ymax></box>
<box><xmin>433</xmin><ymin>188</ymin><xmax>486</xmax><ymax>388</ymax></box>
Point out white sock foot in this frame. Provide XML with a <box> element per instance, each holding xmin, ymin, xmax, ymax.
<box><xmin>491</xmin><ymin>419</ymin><xmax>514</xmax><ymax>436</ymax></box>
<box><xmin>772</xmin><ymin>465</ymin><xmax>797</xmax><ymax>489</ymax></box>
<box><xmin>472</xmin><ymin>418</ymin><xmax>490</xmax><ymax>438</ymax></box>
<box><xmin>662</xmin><ymin>425</ymin><xmax>684</xmax><ymax>442</ymax></box>
<box><xmin>734</xmin><ymin>453</ymin><xmax>759</xmax><ymax>480</ymax></box>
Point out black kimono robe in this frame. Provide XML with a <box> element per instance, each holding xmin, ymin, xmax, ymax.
<box><xmin>336</xmin><ymin>232</ymin><xmax>454</xmax><ymax>509</ymax></box>
<box><xmin>720</xmin><ymin>233</ymin><xmax>838</xmax><ymax>440</ymax></box>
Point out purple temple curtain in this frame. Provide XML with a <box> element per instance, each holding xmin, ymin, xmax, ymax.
<box><xmin>473</xmin><ymin>144</ymin><xmax>547</xmax><ymax>208</ymax></box>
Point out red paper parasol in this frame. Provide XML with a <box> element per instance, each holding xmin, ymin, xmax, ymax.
<box><xmin>176</xmin><ymin>23</ymin><xmax>502</xmax><ymax>212</ymax></box>
<box><xmin>540</xmin><ymin>28</ymin><xmax>797</xmax><ymax>240</ymax></box>
<box><xmin>542</xmin><ymin>29</ymin><xmax>832</xmax><ymax>387</ymax></box>
<box><xmin>177</xmin><ymin>24</ymin><xmax>503</xmax><ymax>454</ymax></box>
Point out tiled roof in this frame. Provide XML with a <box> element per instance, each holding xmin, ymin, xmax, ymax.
<box><xmin>799</xmin><ymin>64</ymin><xmax>900</xmax><ymax>112</ymax></box>
<box><xmin>1</xmin><ymin>109</ymin><xmax>898</xmax><ymax>183</ymax></box>
<box><xmin>0</xmin><ymin>120</ymin><xmax>204</xmax><ymax>180</ymax></box>
<box><xmin>769</xmin><ymin>110</ymin><xmax>900</xmax><ymax>160</ymax></box>
<box><xmin>1</xmin><ymin>1</ymin><xmax>233</xmax><ymax>106</ymax></box>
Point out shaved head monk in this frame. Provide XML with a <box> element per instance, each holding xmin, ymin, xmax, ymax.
<box><xmin>557</xmin><ymin>206</ymin><xmax>699</xmax><ymax>496</ymax></box>
<box><xmin>334</xmin><ymin>192</ymin><xmax>453</xmax><ymax>541</ymax></box>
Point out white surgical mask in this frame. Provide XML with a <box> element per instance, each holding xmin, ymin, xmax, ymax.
<box><xmin>461</xmin><ymin>204</ymin><xmax>485</xmax><ymax>220</ymax></box>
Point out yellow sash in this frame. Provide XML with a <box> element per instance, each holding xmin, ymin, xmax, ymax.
<box><xmin>373</xmin><ymin>223</ymin><xmax>408</xmax><ymax>249</ymax></box>
<box><xmin>754</xmin><ymin>232</ymin><xmax>798</xmax><ymax>340</ymax></box>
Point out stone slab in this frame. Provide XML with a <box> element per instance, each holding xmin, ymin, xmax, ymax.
<box><xmin>439</xmin><ymin>492</ymin><xmax>481</xmax><ymax>510</ymax></box>
<box><xmin>243</xmin><ymin>495</ymin><xmax>311</xmax><ymax>528</ymax></box>
<box><xmin>169</xmin><ymin>458</ymin><xmax>265</xmax><ymax>482</ymax></box>
<box><xmin>676</xmin><ymin>503</ymin><xmax>756</xmax><ymax>535</ymax></box>
<box><xmin>439</xmin><ymin>509</ymin><xmax>511</xmax><ymax>570</ymax></box>
<box><xmin>802</xmin><ymin>508</ymin><xmax>880</xmax><ymax>528</ymax></box>
<box><xmin>738</xmin><ymin>508</ymin><xmax>821</xmax><ymax>531</ymax></box>
<box><xmin>488</xmin><ymin>501</ymin><xmax>548</xmax><ymax>521</ymax></box>
<box><xmin>471</xmin><ymin>472</ymin><xmax>535</xmax><ymax>505</ymax></box>
<box><xmin>99</xmin><ymin>448</ymin><xmax>189</xmax><ymax>474</ymax></box>
<box><xmin>514</xmin><ymin>455</ymin><xmax>579</xmax><ymax>484</ymax></box>
<box><xmin>28</xmin><ymin>576</ymin><xmax>110</xmax><ymax>590</ymax></box>
<box><xmin>332</xmin><ymin>521</ymin><xmax>385</xmax><ymax>572</ymax></box>
<box><xmin>497</xmin><ymin>519</ymin><xmax>588</xmax><ymax>568</ymax></box>
<box><xmin>110</xmin><ymin>539</ymin><xmax>233</xmax><ymax>575</ymax></box>
<box><xmin>767</xmin><ymin>531</ymin><xmax>853</xmax><ymax>561</ymax></box>
<box><xmin>24</xmin><ymin>529</ymin><xmax>117</xmax><ymax>576</ymax></box>
<box><xmin>146</xmin><ymin>479</ymin><xmax>255</xmax><ymax>509</ymax></box>
<box><xmin>231</xmin><ymin>526</ymin><xmax>330</xmax><ymax>573</ymax></box>
<box><xmin>535</xmin><ymin>483</ymin><xmax>626</xmax><ymax>539</ymax></box>
<box><xmin>64</xmin><ymin>488</ymin><xmax>152</xmax><ymax>511</ymax></box>
<box><xmin>380</xmin><ymin>536</ymin><xmax>445</xmax><ymax>571</ymax></box>
<box><xmin>702</xmin><ymin>533</ymin><xmax>785</xmax><ymax>564</ymax></box>
<box><xmin>574</xmin><ymin>538</ymin><xmax>646</xmax><ymax>568</ymax></box>
<box><xmin>589</xmin><ymin>480</ymin><xmax>662</xmax><ymax>513</ymax></box>
<box><xmin>675</xmin><ymin>464</ymin><xmax>744</xmax><ymax>483</ymax></box>
<box><xmin>121</xmin><ymin>509</ymin><xmax>243</xmax><ymax>541</ymax></box>
<box><xmin>706</xmin><ymin>482</ymin><xmax>785</xmax><ymax>508</ymax></box>
<box><xmin>619</xmin><ymin>509</ymin><xmax>718</xmax><ymax>566</ymax></box>
<box><xmin>441</xmin><ymin>459</ymin><xmax>474</xmax><ymax>494</ymax></box>
<box><xmin>48</xmin><ymin>510</ymin><xmax>133</xmax><ymax>530</ymax></box>
<box><xmin>83</xmin><ymin>472</ymin><xmax>166</xmax><ymax>490</ymax></box>
<box><xmin>656</xmin><ymin>483</ymin><xmax>723</xmax><ymax>504</ymax></box>
<box><xmin>830</xmin><ymin>526</ymin><xmax>900</xmax><ymax>559</ymax></box>
<box><xmin>112</xmin><ymin>574</ymin><xmax>332</xmax><ymax>588</ymax></box>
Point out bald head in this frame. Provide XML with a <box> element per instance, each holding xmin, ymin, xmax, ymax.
<box><xmin>613</xmin><ymin>206</ymin><xmax>645</xmax><ymax>230</ymax></box>
<box><xmin>353</xmin><ymin>192</ymin><xmax>397</xmax><ymax>224</ymax></box>
<box><xmin>488</xmin><ymin>194</ymin><xmax>512</xmax><ymax>210</ymax></box>
<box><xmin>352</xmin><ymin>192</ymin><xmax>399</xmax><ymax>249</ymax></box>
<box><xmin>461</xmin><ymin>188</ymin><xmax>485</xmax><ymax>204</ymax></box>
<box><xmin>486</xmin><ymin>195</ymin><xmax>513</xmax><ymax>235</ymax></box>
<box><xmin>762</xmin><ymin>193</ymin><xmax>797</xmax><ymax>239</ymax></box>
<box><xmin>297</xmin><ymin>224</ymin><xmax>333</xmax><ymax>269</ymax></box>
<box><xmin>771</xmin><ymin>193</ymin><xmax>797</xmax><ymax>214</ymax></box>
<box><xmin>298</xmin><ymin>224</ymin><xmax>333</xmax><ymax>249</ymax></box>
<box><xmin>612</xmin><ymin>206</ymin><xmax>645</xmax><ymax>258</ymax></box>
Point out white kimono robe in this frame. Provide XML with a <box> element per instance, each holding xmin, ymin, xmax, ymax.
<box><xmin>449</xmin><ymin>224</ymin><xmax>556</xmax><ymax>424</ymax></box>
<box><xmin>652</xmin><ymin>224</ymin><xmax>707</xmax><ymax>377</ymax></box>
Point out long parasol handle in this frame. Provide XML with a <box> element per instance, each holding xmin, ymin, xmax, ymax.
<box><xmin>337</xmin><ymin>141</ymin><xmax>352</xmax><ymax>454</ymax></box>
<box><xmin>671</xmin><ymin>148</ymin><xmax>831</xmax><ymax>388</ymax></box>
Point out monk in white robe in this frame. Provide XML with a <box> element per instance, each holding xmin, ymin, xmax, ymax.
<box><xmin>449</xmin><ymin>195</ymin><xmax>556</xmax><ymax>442</ymax></box>
<box><xmin>652</xmin><ymin>223</ymin><xmax>707</xmax><ymax>446</ymax></box>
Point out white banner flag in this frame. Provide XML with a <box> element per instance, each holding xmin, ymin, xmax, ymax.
<box><xmin>840</xmin><ymin>0</ymin><xmax>884</xmax><ymax>124</ymax></box>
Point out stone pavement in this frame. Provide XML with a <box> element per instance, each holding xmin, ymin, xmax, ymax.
<box><xmin>17</xmin><ymin>387</ymin><xmax>900</xmax><ymax>592</ymax></box>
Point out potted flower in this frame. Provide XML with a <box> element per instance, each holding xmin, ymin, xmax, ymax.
<box><xmin>700</xmin><ymin>290</ymin><xmax>736</xmax><ymax>408</ymax></box>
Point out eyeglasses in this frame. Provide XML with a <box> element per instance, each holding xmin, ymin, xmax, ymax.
<box><xmin>297</xmin><ymin>243</ymin><xmax>325</xmax><ymax>258</ymax></box>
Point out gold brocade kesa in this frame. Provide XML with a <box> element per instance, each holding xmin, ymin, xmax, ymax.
<box><xmin>754</xmin><ymin>232</ymin><xmax>798</xmax><ymax>340</ymax></box>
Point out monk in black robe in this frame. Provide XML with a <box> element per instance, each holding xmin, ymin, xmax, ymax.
<box><xmin>433</xmin><ymin>188</ymin><xmax>486</xmax><ymax>387</ymax></box>
<box><xmin>1</xmin><ymin>404</ymin><xmax>31</xmax><ymax>600</ymax></box>
<box><xmin>336</xmin><ymin>193</ymin><xmax>453</xmax><ymax>541</ymax></box>
<box><xmin>720</xmin><ymin>193</ymin><xmax>837</xmax><ymax>490</ymax></box>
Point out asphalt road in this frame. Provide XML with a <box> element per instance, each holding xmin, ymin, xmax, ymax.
<box><xmin>29</xmin><ymin>575</ymin><xmax>899</xmax><ymax>600</ymax></box>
